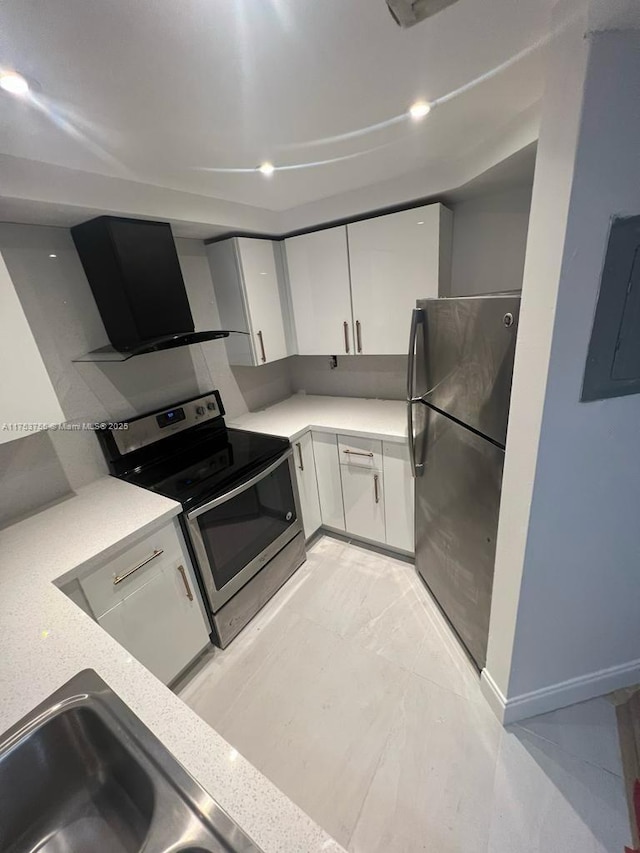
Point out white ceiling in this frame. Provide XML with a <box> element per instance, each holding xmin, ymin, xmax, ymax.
<box><xmin>0</xmin><ymin>0</ymin><xmax>555</xmax><ymax>232</ymax></box>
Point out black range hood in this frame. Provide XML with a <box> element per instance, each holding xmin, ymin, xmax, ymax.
<box><xmin>71</xmin><ymin>216</ymin><xmax>240</xmax><ymax>362</ymax></box>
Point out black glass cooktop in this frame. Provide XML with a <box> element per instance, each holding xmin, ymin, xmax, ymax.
<box><xmin>120</xmin><ymin>427</ymin><xmax>290</xmax><ymax>510</ymax></box>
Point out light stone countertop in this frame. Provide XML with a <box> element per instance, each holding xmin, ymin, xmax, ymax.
<box><xmin>0</xmin><ymin>476</ymin><xmax>345</xmax><ymax>853</ymax></box>
<box><xmin>228</xmin><ymin>393</ymin><xmax>408</xmax><ymax>443</ymax></box>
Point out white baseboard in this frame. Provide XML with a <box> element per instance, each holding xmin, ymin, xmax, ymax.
<box><xmin>481</xmin><ymin>657</ymin><xmax>640</xmax><ymax>724</ymax></box>
<box><xmin>480</xmin><ymin>669</ymin><xmax>509</xmax><ymax>721</ymax></box>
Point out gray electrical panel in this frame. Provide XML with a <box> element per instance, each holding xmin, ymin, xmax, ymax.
<box><xmin>582</xmin><ymin>215</ymin><xmax>640</xmax><ymax>402</ymax></box>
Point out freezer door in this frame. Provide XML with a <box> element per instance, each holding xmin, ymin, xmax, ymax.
<box><xmin>416</xmin><ymin>295</ymin><xmax>520</xmax><ymax>445</ymax></box>
<box><xmin>415</xmin><ymin>404</ymin><xmax>504</xmax><ymax>670</ymax></box>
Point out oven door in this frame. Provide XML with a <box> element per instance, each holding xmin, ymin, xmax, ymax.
<box><xmin>185</xmin><ymin>449</ymin><xmax>303</xmax><ymax>612</ymax></box>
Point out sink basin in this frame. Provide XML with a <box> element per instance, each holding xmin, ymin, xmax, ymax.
<box><xmin>0</xmin><ymin>671</ymin><xmax>262</xmax><ymax>853</ymax></box>
<box><xmin>0</xmin><ymin>704</ymin><xmax>154</xmax><ymax>852</ymax></box>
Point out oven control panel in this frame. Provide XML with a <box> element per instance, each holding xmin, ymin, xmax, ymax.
<box><xmin>110</xmin><ymin>392</ymin><xmax>222</xmax><ymax>455</ymax></box>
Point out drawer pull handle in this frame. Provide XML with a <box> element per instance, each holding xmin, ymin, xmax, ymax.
<box><xmin>113</xmin><ymin>549</ymin><xmax>164</xmax><ymax>585</ymax></box>
<box><xmin>296</xmin><ymin>442</ymin><xmax>304</xmax><ymax>471</ymax></box>
<box><xmin>343</xmin><ymin>321</ymin><xmax>350</xmax><ymax>354</ymax></box>
<box><xmin>356</xmin><ymin>319</ymin><xmax>363</xmax><ymax>353</ymax></box>
<box><xmin>374</xmin><ymin>474</ymin><xmax>380</xmax><ymax>504</ymax></box>
<box><xmin>343</xmin><ymin>449</ymin><xmax>374</xmax><ymax>458</ymax></box>
<box><xmin>177</xmin><ymin>564</ymin><xmax>194</xmax><ymax>601</ymax></box>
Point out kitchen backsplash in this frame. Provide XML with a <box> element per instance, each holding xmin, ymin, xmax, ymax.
<box><xmin>289</xmin><ymin>355</ymin><xmax>406</xmax><ymax>401</ymax></box>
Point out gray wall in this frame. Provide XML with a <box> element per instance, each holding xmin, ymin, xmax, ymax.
<box><xmin>289</xmin><ymin>355</ymin><xmax>407</xmax><ymax>401</ymax></box>
<box><xmin>0</xmin><ymin>224</ymin><xmax>291</xmax><ymax>528</ymax></box>
<box><xmin>449</xmin><ymin>184</ymin><xmax>533</xmax><ymax>296</ymax></box>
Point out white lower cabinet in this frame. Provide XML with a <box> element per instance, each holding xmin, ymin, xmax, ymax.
<box><xmin>98</xmin><ymin>560</ymin><xmax>208</xmax><ymax>685</ymax></box>
<box><xmin>341</xmin><ymin>465</ymin><xmax>385</xmax><ymax>543</ymax></box>
<box><xmin>312</xmin><ymin>432</ymin><xmax>346</xmax><ymax>530</ymax></box>
<box><xmin>292</xmin><ymin>431</ymin><xmax>322</xmax><ymax>539</ymax></box>
<box><xmin>256</xmin><ymin>428</ymin><xmax>414</xmax><ymax>553</ymax></box>
<box><xmin>79</xmin><ymin>519</ymin><xmax>210</xmax><ymax>684</ymax></box>
<box><xmin>382</xmin><ymin>440</ymin><xmax>415</xmax><ymax>552</ymax></box>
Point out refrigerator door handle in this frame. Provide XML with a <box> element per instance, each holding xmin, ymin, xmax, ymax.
<box><xmin>407</xmin><ymin>400</ymin><xmax>424</xmax><ymax>478</ymax></box>
<box><xmin>407</xmin><ymin>308</ymin><xmax>425</xmax><ymax>402</ymax></box>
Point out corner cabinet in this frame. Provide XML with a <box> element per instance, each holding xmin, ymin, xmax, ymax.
<box><xmin>304</xmin><ymin>431</ymin><xmax>414</xmax><ymax>555</ymax></box>
<box><xmin>347</xmin><ymin>204</ymin><xmax>452</xmax><ymax>355</ymax></box>
<box><xmin>0</xmin><ymin>251</ymin><xmax>64</xmax><ymax>443</ymax></box>
<box><xmin>292</xmin><ymin>431</ymin><xmax>322</xmax><ymax>539</ymax></box>
<box><xmin>283</xmin><ymin>203</ymin><xmax>452</xmax><ymax>357</ymax></box>
<box><xmin>73</xmin><ymin>519</ymin><xmax>210</xmax><ymax>685</ymax></box>
<box><xmin>312</xmin><ymin>432</ymin><xmax>346</xmax><ymax>530</ymax></box>
<box><xmin>284</xmin><ymin>227</ymin><xmax>353</xmax><ymax>356</ymax></box>
<box><xmin>207</xmin><ymin>237</ymin><xmax>290</xmax><ymax>366</ymax></box>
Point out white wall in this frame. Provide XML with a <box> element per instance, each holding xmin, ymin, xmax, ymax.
<box><xmin>0</xmin><ymin>224</ymin><xmax>292</xmax><ymax>528</ymax></box>
<box><xmin>449</xmin><ymin>184</ymin><xmax>533</xmax><ymax>296</ymax></box>
<box><xmin>485</xmin><ymin>14</ymin><xmax>640</xmax><ymax>719</ymax></box>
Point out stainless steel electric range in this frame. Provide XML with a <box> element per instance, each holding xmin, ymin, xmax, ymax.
<box><xmin>97</xmin><ymin>391</ymin><xmax>305</xmax><ymax>648</ymax></box>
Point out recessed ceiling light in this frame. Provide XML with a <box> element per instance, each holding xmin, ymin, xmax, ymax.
<box><xmin>48</xmin><ymin>253</ymin><xmax>57</xmax><ymax>258</ymax></box>
<box><xmin>258</xmin><ymin>162</ymin><xmax>275</xmax><ymax>177</ymax></box>
<box><xmin>409</xmin><ymin>101</ymin><xmax>431</xmax><ymax>120</ymax></box>
<box><xmin>417</xmin><ymin>221</ymin><xmax>425</xmax><ymax>225</ymax></box>
<box><xmin>0</xmin><ymin>71</ymin><xmax>30</xmax><ymax>96</ymax></box>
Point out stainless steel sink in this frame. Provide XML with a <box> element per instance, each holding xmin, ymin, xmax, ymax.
<box><xmin>0</xmin><ymin>670</ymin><xmax>262</xmax><ymax>853</ymax></box>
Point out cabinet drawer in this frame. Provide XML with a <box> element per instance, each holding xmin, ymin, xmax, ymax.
<box><xmin>80</xmin><ymin>520</ymin><xmax>187</xmax><ymax>618</ymax></box>
<box><xmin>338</xmin><ymin>435</ymin><xmax>382</xmax><ymax>469</ymax></box>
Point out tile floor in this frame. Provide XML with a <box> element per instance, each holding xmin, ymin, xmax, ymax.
<box><xmin>178</xmin><ymin>536</ymin><xmax>631</xmax><ymax>852</ymax></box>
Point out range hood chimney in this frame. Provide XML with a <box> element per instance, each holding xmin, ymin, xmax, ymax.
<box><xmin>71</xmin><ymin>216</ymin><xmax>236</xmax><ymax>362</ymax></box>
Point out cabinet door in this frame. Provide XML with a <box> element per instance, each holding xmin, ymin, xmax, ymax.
<box><xmin>347</xmin><ymin>204</ymin><xmax>452</xmax><ymax>355</ymax></box>
<box><xmin>311</xmin><ymin>432</ymin><xmax>345</xmax><ymax>530</ymax></box>
<box><xmin>382</xmin><ymin>441</ymin><xmax>414</xmax><ymax>552</ymax></box>
<box><xmin>0</xmin><ymin>252</ymin><xmax>64</xmax><ymax>443</ymax></box>
<box><xmin>238</xmin><ymin>238</ymin><xmax>288</xmax><ymax>364</ymax></box>
<box><xmin>285</xmin><ymin>227</ymin><xmax>353</xmax><ymax>356</ymax></box>
<box><xmin>293</xmin><ymin>432</ymin><xmax>322</xmax><ymax>539</ymax></box>
<box><xmin>98</xmin><ymin>562</ymin><xmax>209</xmax><ymax>685</ymax></box>
<box><xmin>342</xmin><ymin>466</ymin><xmax>386</xmax><ymax>544</ymax></box>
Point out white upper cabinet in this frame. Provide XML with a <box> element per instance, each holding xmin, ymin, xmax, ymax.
<box><xmin>347</xmin><ymin>204</ymin><xmax>452</xmax><ymax>355</ymax></box>
<box><xmin>0</xmin><ymin>252</ymin><xmax>64</xmax><ymax>444</ymax></box>
<box><xmin>207</xmin><ymin>237</ymin><xmax>289</xmax><ymax>366</ymax></box>
<box><xmin>284</xmin><ymin>227</ymin><xmax>354</xmax><ymax>356</ymax></box>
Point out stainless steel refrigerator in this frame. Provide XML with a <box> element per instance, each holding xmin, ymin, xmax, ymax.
<box><xmin>407</xmin><ymin>294</ymin><xmax>520</xmax><ymax>670</ymax></box>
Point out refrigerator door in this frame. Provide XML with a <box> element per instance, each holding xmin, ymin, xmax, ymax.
<box><xmin>415</xmin><ymin>295</ymin><xmax>520</xmax><ymax>446</ymax></box>
<box><xmin>415</xmin><ymin>404</ymin><xmax>504</xmax><ymax>669</ymax></box>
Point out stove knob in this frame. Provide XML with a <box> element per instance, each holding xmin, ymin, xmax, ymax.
<box><xmin>195</xmin><ymin>405</ymin><xmax>205</xmax><ymax>416</ymax></box>
<box><xmin>207</xmin><ymin>402</ymin><xmax>216</xmax><ymax>411</ymax></box>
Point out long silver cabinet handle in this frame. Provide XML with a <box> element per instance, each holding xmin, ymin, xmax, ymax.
<box><xmin>343</xmin><ymin>449</ymin><xmax>374</xmax><ymax>458</ymax></box>
<box><xmin>257</xmin><ymin>330</ymin><xmax>266</xmax><ymax>363</ymax></box>
<box><xmin>374</xmin><ymin>474</ymin><xmax>380</xmax><ymax>504</ymax></box>
<box><xmin>356</xmin><ymin>320</ymin><xmax>362</xmax><ymax>354</ymax></box>
<box><xmin>296</xmin><ymin>442</ymin><xmax>304</xmax><ymax>471</ymax></box>
<box><xmin>113</xmin><ymin>549</ymin><xmax>163</xmax><ymax>585</ymax></box>
<box><xmin>177</xmin><ymin>564</ymin><xmax>194</xmax><ymax>601</ymax></box>
<box><xmin>343</xmin><ymin>321</ymin><xmax>350</xmax><ymax>354</ymax></box>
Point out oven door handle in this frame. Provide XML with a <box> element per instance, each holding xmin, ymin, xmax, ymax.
<box><xmin>185</xmin><ymin>448</ymin><xmax>293</xmax><ymax>520</ymax></box>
